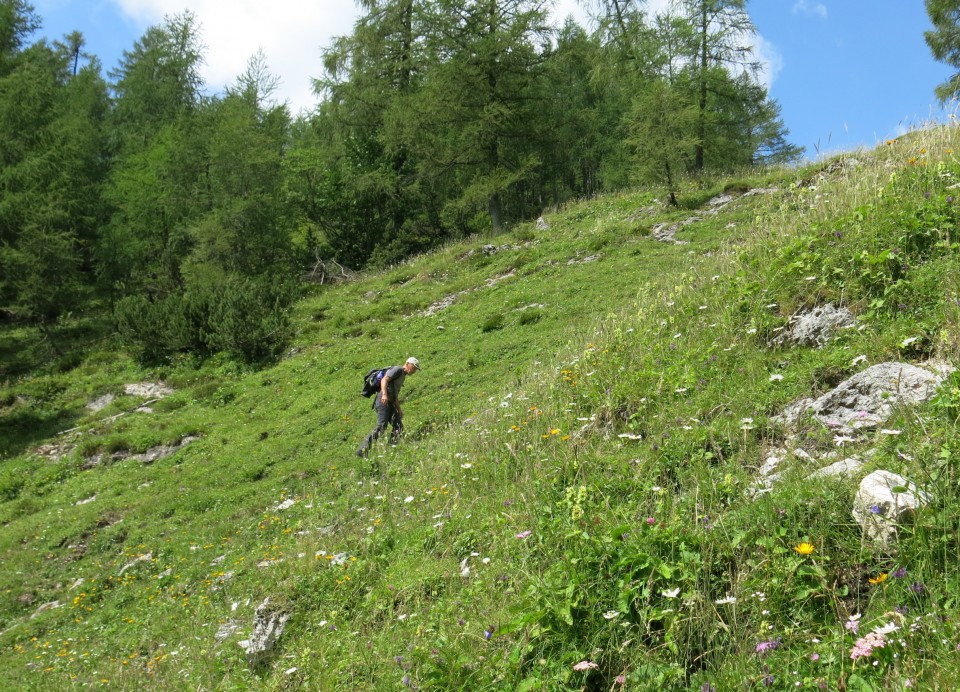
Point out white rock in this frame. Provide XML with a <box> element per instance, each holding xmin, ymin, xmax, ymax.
<box><xmin>852</xmin><ymin>470</ymin><xmax>930</xmax><ymax>546</ymax></box>
<box><xmin>777</xmin><ymin>362</ymin><xmax>946</xmax><ymax>430</ymax></box>
<box><xmin>807</xmin><ymin>457</ymin><xmax>866</xmax><ymax>480</ymax></box>
<box><xmin>239</xmin><ymin>598</ymin><xmax>290</xmax><ymax>666</ymax></box>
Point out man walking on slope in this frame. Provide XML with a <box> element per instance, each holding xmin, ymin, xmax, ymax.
<box><xmin>356</xmin><ymin>357</ymin><xmax>421</xmax><ymax>457</ymax></box>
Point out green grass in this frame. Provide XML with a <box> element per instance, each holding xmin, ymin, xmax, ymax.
<box><xmin>2</xmin><ymin>132</ymin><xmax>960</xmax><ymax>690</ymax></box>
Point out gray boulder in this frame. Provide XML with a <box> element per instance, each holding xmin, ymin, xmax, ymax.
<box><xmin>852</xmin><ymin>470</ymin><xmax>930</xmax><ymax>546</ymax></box>
<box><xmin>239</xmin><ymin>598</ymin><xmax>290</xmax><ymax>666</ymax></box>
<box><xmin>770</xmin><ymin>304</ymin><xmax>856</xmax><ymax>348</ymax></box>
<box><xmin>776</xmin><ymin>362</ymin><xmax>947</xmax><ymax>430</ymax></box>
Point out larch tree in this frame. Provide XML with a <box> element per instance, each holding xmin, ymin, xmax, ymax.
<box><xmin>925</xmin><ymin>0</ymin><xmax>960</xmax><ymax>102</ymax></box>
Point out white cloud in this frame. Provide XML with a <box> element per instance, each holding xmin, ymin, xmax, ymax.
<box><xmin>753</xmin><ymin>34</ymin><xmax>784</xmax><ymax>91</ymax></box>
<box><xmin>792</xmin><ymin>1</ymin><xmax>828</xmax><ymax>20</ymax></box>
<box><xmin>112</xmin><ymin>0</ymin><xmax>358</xmax><ymax>115</ymax></box>
<box><xmin>110</xmin><ymin>0</ymin><xmax>784</xmax><ymax>114</ymax></box>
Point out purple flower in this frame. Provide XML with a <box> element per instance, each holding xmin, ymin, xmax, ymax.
<box><xmin>763</xmin><ymin>674</ymin><xmax>775</xmax><ymax>686</ymax></box>
<box><xmin>573</xmin><ymin>660</ymin><xmax>599</xmax><ymax>671</ymax></box>
<box><xmin>892</xmin><ymin>567</ymin><xmax>908</xmax><ymax>579</ymax></box>
<box><xmin>755</xmin><ymin>638</ymin><xmax>780</xmax><ymax>654</ymax></box>
<box><xmin>484</xmin><ymin>626</ymin><xmax>494</xmax><ymax>640</ymax></box>
<box><xmin>869</xmin><ymin>505</ymin><xmax>882</xmax><ymax>514</ymax></box>
<box><xmin>910</xmin><ymin>582</ymin><xmax>926</xmax><ymax>593</ymax></box>
<box><xmin>810</xmin><ymin>653</ymin><xmax>820</xmax><ymax>661</ymax></box>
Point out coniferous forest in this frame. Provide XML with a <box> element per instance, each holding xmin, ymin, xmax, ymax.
<box><xmin>0</xmin><ymin>0</ymin><xmax>801</xmax><ymax>365</ymax></box>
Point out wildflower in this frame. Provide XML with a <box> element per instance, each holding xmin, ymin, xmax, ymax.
<box><xmin>756</xmin><ymin>638</ymin><xmax>780</xmax><ymax>654</ymax></box>
<box><xmin>769</xmin><ymin>374</ymin><xmax>784</xmax><ymax>382</ymax></box>
<box><xmin>714</xmin><ymin>596</ymin><xmax>737</xmax><ymax>605</ymax></box>
<box><xmin>615</xmin><ymin>675</ymin><xmax>627</xmax><ymax>685</ymax></box>
<box><xmin>810</xmin><ymin>653</ymin><xmax>820</xmax><ymax>661</ymax></box>
<box><xmin>662</xmin><ymin>587</ymin><xmax>681</xmax><ymax>599</ymax></box>
<box><xmin>794</xmin><ymin>542</ymin><xmax>815</xmax><ymax>556</ymax></box>
<box><xmin>646</xmin><ymin>517</ymin><xmax>656</xmax><ymax>526</ymax></box>
<box><xmin>515</xmin><ymin>530</ymin><xmax>532</xmax><ymax>539</ymax></box>
<box><xmin>484</xmin><ymin>626</ymin><xmax>494</xmax><ymax>640</ymax></box>
<box><xmin>909</xmin><ymin>582</ymin><xmax>925</xmax><ymax>593</ymax></box>
<box><xmin>891</xmin><ymin>567</ymin><xmax>908</xmax><ymax>579</ymax></box>
<box><xmin>573</xmin><ymin>660</ymin><xmax>599</xmax><ymax>671</ymax></box>
<box><xmin>851</xmin><ymin>354</ymin><xmax>868</xmax><ymax>366</ymax></box>
<box><xmin>845</xmin><ymin>614</ymin><xmax>862</xmax><ymax>634</ymax></box>
<box><xmin>603</xmin><ymin>610</ymin><xmax>619</xmax><ymax>620</ymax></box>
<box><xmin>869</xmin><ymin>573</ymin><xmax>889</xmax><ymax>585</ymax></box>
<box><xmin>850</xmin><ymin>631</ymin><xmax>887</xmax><ymax>660</ymax></box>
<box><xmin>873</xmin><ymin>621</ymin><xmax>900</xmax><ymax>635</ymax></box>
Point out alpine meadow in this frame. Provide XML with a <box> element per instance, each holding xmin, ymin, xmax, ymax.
<box><xmin>3</xmin><ymin>0</ymin><xmax>960</xmax><ymax>690</ymax></box>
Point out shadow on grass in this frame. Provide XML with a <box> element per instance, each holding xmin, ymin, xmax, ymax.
<box><xmin>0</xmin><ymin>406</ymin><xmax>79</xmax><ymax>459</ymax></box>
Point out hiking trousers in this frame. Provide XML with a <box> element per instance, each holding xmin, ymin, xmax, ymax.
<box><xmin>357</xmin><ymin>398</ymin><xmax>403</xmax><ymax>455</ymax></box>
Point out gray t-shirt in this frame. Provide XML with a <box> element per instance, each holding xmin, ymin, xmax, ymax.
<box><xmin>381</xmin><ymin>365</ymin><xmax>406</xmax><ymax>402</ymax></box>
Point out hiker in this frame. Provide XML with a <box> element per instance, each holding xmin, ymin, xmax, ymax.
<box><xmin>356</xmin><ymin>357</ymin><xmax>421</xmax><ymax>457</ymax></box>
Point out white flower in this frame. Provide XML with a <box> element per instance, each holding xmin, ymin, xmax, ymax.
<box><xmin>879</xmin><ymin>429</ymin><xmax>902</xmax><ymax>436</ymax></box>
<box><xmin>769</xmin><ymin>374</ymin><xmax>784</xmax><ymax>382</ymax></box>
<box><xmin>851</xmin><ymin>354</ymin><xmax>868</xmax><ymax>366</ymax></box>
<box><xmin>404</xmin><ymin>496</ymin><xmax>415</xmax><ymax>503</ymax></box>
<box><xmin>873</xmin><ymin>621</ymin><xmax>900</xmax><ymax>635</ymax></box>
<box><xmin>617</xmin><ymin>433</ymin><xmax>643</xmax><ymax>440</ymax></box>
<box><xmin>603</xmin><ymin>610</ymin><xmax>620</xmax><ymax>620</ymax></box>
<box><xmin>900</xmin><ymin>336</ymin><xmax>919</xmax><ymax>348</ymax></box>
<box><xmin>460</xmin><ymin>463</ymin><xmax>473</xmax><ymax>469</ymax></box>
<box><xmin>662</xmin><ymin>587</ymin><xmax>681</xmax><ymax>599</ymax></box>
<box><xmin>714</xmin><ymin>596</ymin><xmax>737</xmax><ymax>605</ymax></box>
<box><xmin>833</xmin><ymin>435</ymin><xmax>855</xmax><ymax>446</ymax></box>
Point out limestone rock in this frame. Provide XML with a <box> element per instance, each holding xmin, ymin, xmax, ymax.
<box><xmin>852</xmin><ymin>470</ymin><xmax>930</xmax><ymax>546</ymax></box>
<box><xmin>770</xmin><ymin>304</ymin><xmax>856</xmax><ymax>348</ymax></box>
<box><xmin>239</xmin><ymin>598</ymin><xmax>290</xmax><ymax>666</ymax></box>
<box><xmin>807</xmin><ymin>456</ymin><xmax>867</xmax><ymax>480</ymax></box>
<box><xmin>776</xmin><ymin>362</ymin><xmax>946</xmax><ymax>430</ymax></box>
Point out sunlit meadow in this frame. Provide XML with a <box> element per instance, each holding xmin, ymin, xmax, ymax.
<box><xmin>2</xmin><ymin>124</ymin><xmax>960</xmax><ymax>690</ymax></box>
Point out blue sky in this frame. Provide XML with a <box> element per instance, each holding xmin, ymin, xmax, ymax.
<box><xmin>31</xmin><ymin>0</ymin><xmax>955</xmax><ymax>159</ymax></box>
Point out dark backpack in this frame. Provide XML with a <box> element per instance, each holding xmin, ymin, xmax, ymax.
<box><xmin>361</xmin><ymin>367</ymin><xmax>388</xmax><ymax>397</ymax></box>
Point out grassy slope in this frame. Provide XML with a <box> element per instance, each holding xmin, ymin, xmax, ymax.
<box><xmin>1</xmin><ymin>130</ymin><xmax>960</xmax><ymax>690</ymax></box>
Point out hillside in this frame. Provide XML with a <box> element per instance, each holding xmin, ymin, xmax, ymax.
<box><xmin>2</xmin><ymin>128</ymin><xmax>960</xmax><ymax>690</ymax></box>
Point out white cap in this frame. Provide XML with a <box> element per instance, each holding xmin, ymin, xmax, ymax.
<box><xmin>405</xmin><ymin>357</ymin><xmax>421</xmax><ymax>370</ymax></box>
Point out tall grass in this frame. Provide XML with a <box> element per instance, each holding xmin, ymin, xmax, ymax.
<box><xmin>1</xmin><ymin>125</ymin><xmax>959</xmax><ymax>690</ymax></box>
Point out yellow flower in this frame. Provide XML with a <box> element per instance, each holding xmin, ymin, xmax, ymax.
<box><xmin>794</xmin><ymin>542</ymin><xmax>815</xmax><ymax>556</ymax></box>
<box><xmin>868</xmin><ymin>573</ymin><xmax>888</xmax><ymax>585</ymax></box>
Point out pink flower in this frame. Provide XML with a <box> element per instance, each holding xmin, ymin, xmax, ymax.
<box><xmin>850</xmin><ymin>632</ymin><xmax>887</xmax><ymax>661</ymax></box>
<box><xmin>573</xmin><ymin>661</ymin><xmax>599</xmax><ymax>671</ymax></box>
<box><xmin>515</xmin><ymin>530</ymin><xmax>532</xmax><ymax>539</ymax></box>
